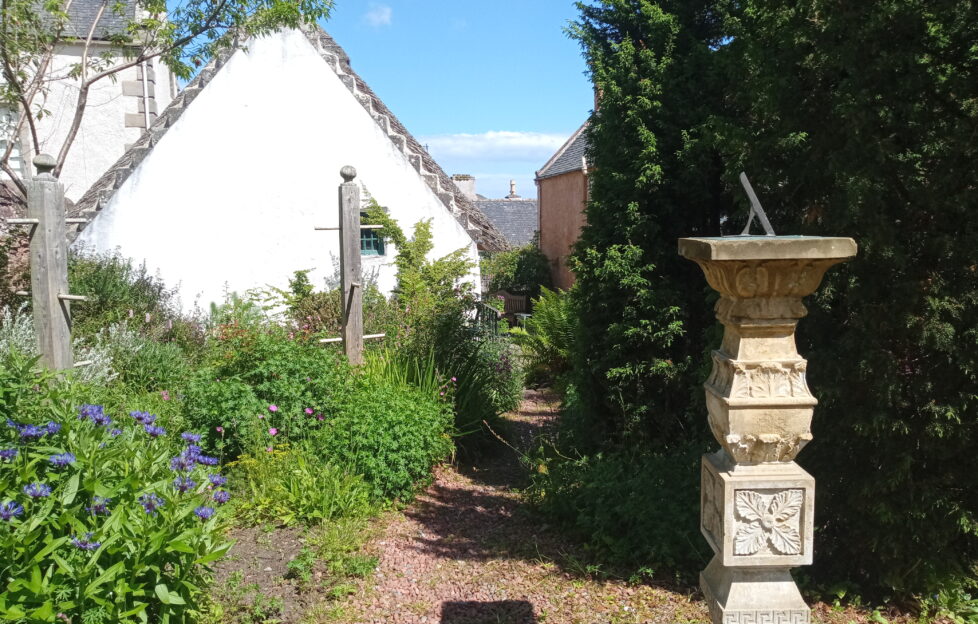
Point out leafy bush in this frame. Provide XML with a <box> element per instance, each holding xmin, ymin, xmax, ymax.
<box><xmin>181</xmin><ymin>370</ymin><xmax>264</xmax><ymax>458</ymax></box>
<box><xmin>91</xmin><ymin>323</ymin><xmax>192</xmax><ymax>392</ymax></box>
<box><xmin>481</xmin><ymin>237</ymin><xmax>552</xmax><ymax>299</ymax></box>
<box><xmin>509</xmin><ymin>287</ymin><xmax>574</xmax><ymax>385</ymax></box>
<box><xmin>0</xmin><ymin>363</ymin><xmax>231</xmax><ymax>622</ymax></box>
<box><xmin>228</xmin><ymin>445</ymin><xmax>372</xmax><ymax>526</ymax></box>
<box><xmin>68</xmin><ymin>251</ymin><xmax>181</xmax><ymax>339</ymax></box>
<box><xmin>314</xmin><ymin>376</ymin><xmax>453</xmax><ymax>501</ymax></box>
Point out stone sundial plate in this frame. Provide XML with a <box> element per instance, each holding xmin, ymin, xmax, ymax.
<box><xmin>679</xmin><ymin>236</ymin><xmax>857</xmax><ymax>262</ymax></box>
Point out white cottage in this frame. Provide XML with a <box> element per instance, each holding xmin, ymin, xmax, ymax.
<box><xmin>69</xmin><ymin>25</ymin><xmax>507</xmax><ymax>312</ymax></box>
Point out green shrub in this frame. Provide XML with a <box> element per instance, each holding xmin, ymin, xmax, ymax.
<box><xmin>314</xmin><ymin>376</ymin><xmax>453</xmax><ymax>501</ymax></box>
<box><xmin>0</xmin><ymin>363</ymin><xmax>231</xmax><ymax>622</ymax></box>
<box><xmin>509</xmin><ymin>287</ymin><xmax>574</xmax><ymax>385</ymax></box>
<box><xmin>481</xmin><ymin>237</ymin><xmax>553</xmax><ymax>299</ymax></box>
<box><xmin>228</xmin><ymin>445</ymin><xmax>372</xmax><ymax>526</ymax></box>
<box><xmin>531</xmin><ymin>439</ymin><xmax>709</xmax><ymax>580</ymax></box>
<box><xmin>181</xmin><ymin>370</ymin><xmax>264</xmax><ymax>458</ymax></box>
<box><xmin>92</xmin><ymin>323</ymin><xmax>192</xmax><ymax>392</ymax></box>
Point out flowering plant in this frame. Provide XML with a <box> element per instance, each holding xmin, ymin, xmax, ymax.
<box><xmin>0</xmin><ymin>369</ymin><xmax>231</xmax><ymax>623</ymax></box>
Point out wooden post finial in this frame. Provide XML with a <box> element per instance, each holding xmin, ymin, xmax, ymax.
<box><xmin>340</xmin><ymin>165</ymin><xmax>357</xmax><ymax>182</ymax></box>
<box><xmin>33</xmin><ymin>154</ymin><xmax>56</xmax><ymax>176</ymax></box>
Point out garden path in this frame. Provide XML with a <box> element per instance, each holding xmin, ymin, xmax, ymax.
<box><xmin>328</xmin><ymin>389</ymin><xmax>711</xmax><ymax>624</ymax></box>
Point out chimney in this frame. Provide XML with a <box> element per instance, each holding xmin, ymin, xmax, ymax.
<box><xmin>505</xmin><ymin>179</ymin><xmax>521</xmax><ymax>200</ymax></box>
<box><xmin>451</xmin><ymin>174</ymin><xmax>477</xmax><ymax>201</ymax></box>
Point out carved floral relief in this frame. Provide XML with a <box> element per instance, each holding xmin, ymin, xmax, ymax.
<box><xmin>733</xmin><ymin>489</ymin><xmax>803</xmax><ymax>556</ymax></box>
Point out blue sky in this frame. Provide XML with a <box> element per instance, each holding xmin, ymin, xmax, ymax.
<box><xmin>321</xmin><ymin>1</ymin><xmax>594</xmax><ymax>199</ymax></box>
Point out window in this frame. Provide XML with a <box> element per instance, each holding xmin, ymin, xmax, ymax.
<box><xmin>360</xmin><ymin>212</ymin><xmax>385</xmax><ymax>256</ymax></box>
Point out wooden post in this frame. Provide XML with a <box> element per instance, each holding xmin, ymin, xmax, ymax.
<box><xmin>27</xmin><ymin>154</ymin><xmax>73</xmax><ymax>370</ymax></box>
<box><xmin>338</xmin><ymin>165</ymin><xmax>364</xmax><ymax>365</ymax></box>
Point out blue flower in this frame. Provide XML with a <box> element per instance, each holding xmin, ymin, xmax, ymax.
<box><xmin>23</xmin><ymin>482</ymin><xmax>52</xmax><ymax>498</ymax></box>
<box><xmin>0</xmin><ymin>448</ymin><xmax>17</xmax><ymax>461</ymax></box>
<box><xmin>144</xmin><ymin>424</ymin><xmax>166</xmax><ymax>437</ymax></box>
<box><xmin>86</xmin><ymin>496</ymin><xmax>111</xmax><ymax>515</ymax></box>
<box><xmin>130</xmin><ymin>411</ymin><xmax>156</xmax><ymax>425</ymax></box>
<box><xmin>196</xmin><ymin>455</ymin><xmax>219</xmax><ymax>466</ymax></box>
<box><xmin>183</xmin><ymin>445</ymin><xmax>203</xmax><ymax>460</ymax></box>
<box><xmin>0</xmin><ymin>501</ymin><xmax>24</xmax><ymax>521</ymax></box>
<box><xmin>108</xmin><ymin>428</ymin><xmax>123</xmax><ymax>437</ymax></box>
<box><xmin>173</xmin><ymin>476</ymin><xmax>196</xmax><ymax>494</ymax></box>
<box><xmin>169</xmin><ymin>454</ymin><xmax>196</xmax><ymax>472</ymax></box>
<box><xmin>181</xmin><ymin>432</ymin><xmax>202</xmax><ymax>443</ymax></box>
<box><xmin>138</xmin><ymin>493</ymin><xmax>164</xmax><ymax>515</ymax></box>
<box><xmin>48</xmin><ymin>453</ymin><xmax>76</xmax><ymax>467</ymax></box>
<box><xmin>213</xmin><ymin>490</ymin><xmax>231</xmax><ymax>505</ymax></box>
<box><xmin>78</xmin><ymin>405</ymin><xmax>109</xmax><ymax>427</ymax></box>
<box><xmin>193</xmin><ymin>506</ymin><xmax>215</xmax><ymax>520</ymax></box>
<box><xmin>71</xmin><ymin>532</ymin><xmax>101</xmax><ymax>551</ymax></box>
<box><xmin>45</xmin><ymin>421</ymin><xmax>61</xmax><ymax>434</ymax></box>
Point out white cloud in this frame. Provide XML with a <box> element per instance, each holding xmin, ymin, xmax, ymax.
<box><xmin>420</xmin><ymin>131</ymin><xmax>568</xmax><ymax>162</ymax></box>
<box><xmin>363</xmin><ymin>3</ymin><xmax>392</xmax><ymax>27</ymax></box>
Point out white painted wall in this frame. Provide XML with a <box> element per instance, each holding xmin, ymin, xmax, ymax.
<box><xmin>2</xmin><ymin>43</ymin><xmax>176</xmax><ymax>201</ymax></box>
<box><xmin>73</xmin><ymin>28</ymin><xmax>479</xmax><ymax>313</ymax></box>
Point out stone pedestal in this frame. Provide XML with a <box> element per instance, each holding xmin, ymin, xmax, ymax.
<box><xmin>679</xmin><ymin>236</ymin><xmax>856</xmax><ymax>624</ymax></box>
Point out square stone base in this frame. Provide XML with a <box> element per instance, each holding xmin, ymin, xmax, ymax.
<box><xmin>701</xmin><ymin>555</ymin><xmax>810</xmax><ymax>624</ymax></box>
<box><xmin>701</xmin><ymin>451</ymin><xmax>814</xmax><ymax>567</ymax></box>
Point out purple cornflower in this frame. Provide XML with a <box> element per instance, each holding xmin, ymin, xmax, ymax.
<box><xmin>86</xmin><ymin>496</ymin><xmax>111</xmax><ymax>515</ymax></box>
<box><xmin>77</xmin><ymin>405</ymin><xmax>103</xmax><ymax>421</ymax></box>
<box><xmin>23</xmin><ymin>482</ymin><xmax>52</xmax><ymax>498</ymax></box>
<box><xmin>213</xmin><ymin>490</ymin><xmax>231</xmax><ymax>505</ymax></box>
<box><xmin>108</xmin><ymin>428</ymin><xmax>123</xmax><ymax>437</ymax></box>
<box><xmin>16</xmin><ymin>424</ymin><xmax>46</xmax><ymax>439</ymax></box>
<box><xmin>0</xmin><ymin>501</ymin><xmax>24</xmax><ymax>521</ymax></box>
<box><xmin>181</xmin><ymin>432</ymin><xmax>202</xmax><ymax>443</ymax></box>
<box><xmin>139</xmin><ymin>493</ymin><xmax>164</xmax><ymax>515</ymax></box>
<box><xmin>130</xmin><ymin>411</ymin><xmax>156</xmax><ymax>425</ymax></box>
<box><xmin>184</xmin><ymin>445</ymin><xmax>203</xmax><ymax>460</ymax></box>
<box><xmin>0</xmin><ymin>448</ymin><xmax>17</xmax><ymax>461</ymax></box>
<box><xmin>208</xmin><ymin>474</ymin><xmax>227</xmax><ymax>487</ymax></box>
<box><xmin>45</xmin><ymin>422</ymin><xmax>62</xmax><ymax>434</ymax></box>
<box><xmin>49</xmin><ymin>453</ymin><xmax>76</xmax><ymax>467</ymax></box>
<box><xmin>144</xmin><ymin>424</ymin><xmax>166</xmax><ymax>437</ymax></box>
<box><xmin>71</xmin><ymin>533</ymin><xmax>101</xmax><ymax>551</ymax></box>
<box><xmin>196</xmin><ymin>455</ymin><xmax>219</xmax><ymax>466</ymax></box>
<box><xmin>193</xmin><ymin>506</ymin><xmax>215</xmax><ymax>520</ymax></box>
<box><xmin>173</xmin><ymin>476</ymin><xmax>196</xmax><ymax>494</ymax></box>
<box><xmin>170</xmin><ymin>454</ymin><xmax>196</xmax><ymax>472</ymax></box>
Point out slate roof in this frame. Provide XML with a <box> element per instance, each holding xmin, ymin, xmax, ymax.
<box><xmin>475</xmin><ymin>199</ymin><xmax>538</xmax><ymax>248</ymax></box>
<box><xmin>69</xmin><ymin>24</ymin><xmax>509</xmax><ymax>251</ymax></box>
<box><xmin>536</xmin><ymin>121</ymin><xmax>589</xmax><ymax>180</ymax></box>
<box><xmin>59</xmin><ymin>0</ymin><xmax>137</xmax><ymax>41</ymax></box>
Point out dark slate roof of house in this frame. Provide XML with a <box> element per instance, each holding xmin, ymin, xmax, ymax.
<box><xmin>536</xmin><ymin>121</ymin><xmax>589</xmax><ymax>180</ymax></box>
<box><xmin>475</xmin><ymin>199</ymin><xmax>538</xmax><ymax>248</ymax></box>
<box><xmin>70</xmin><ymin>24</ymin><xmax>509</xmax><ymax>251</ymax></box>
<box><xmin>61</xmin><ymin>0</ymin><xmax>137</xmax><ymax>41</ymax></box>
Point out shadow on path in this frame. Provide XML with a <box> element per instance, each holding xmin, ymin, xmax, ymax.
<box><xmin>440</xmin><ymin>600</ymin><xmax>536</xmax><ymax>624</ymax></box>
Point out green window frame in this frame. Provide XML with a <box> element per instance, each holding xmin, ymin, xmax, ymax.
<box><xmin>360</xmin><ymin>212</ymin><xmax>385</xmax><ymax>256</ymax></box>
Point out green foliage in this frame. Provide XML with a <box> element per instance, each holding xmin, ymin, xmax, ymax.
<box><xmin>0</xmin><ymin>368</ymin><xmax>231</xmax><ymax>622</ymax></box>
<box><xmin>482</xmin><ymin>237</ymin><xmax>553</xmax><ymax>298</ymax></box>
<box><xmin>272</xmin><ymin>270</ymin><xmax>397</xmax><ymax>338</ymax></box>
<box><xmin>181</xmin><ymin>371</ymin><xmax>264</xmax><ymax>460</ymax></box>
<box><xmin>92</xmin><ymin>323</ymin><xmax>192</xmax><ymax>392</ymax></box>
<box><xmin>366</xmin><ymin>203</ymin><xmax>523</xmax><ymax>445</ymax></box>
<box><xmin>228</xmin><ymin>446</ymin><xmax>372</xmax><ymax>527</ymax></box>
<box><xmin>509</xmin><ymin>287</ymin><xmax>575</xmax><ymax>385</ymax></box>
<box><xmin>313</xmin><ymin>376</ymin><xmax>454</xmax><ymax>501</ymax></box>
<box><xmin>561</xmin><ymin>0</ymin><xmax>978</xmax><ymax>598</ymax></box>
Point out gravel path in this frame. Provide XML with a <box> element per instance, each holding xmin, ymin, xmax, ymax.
<box><xmin>331</xmin><ymin>389</ymin><xmax>710</xmax><ymax>624</ymax></box>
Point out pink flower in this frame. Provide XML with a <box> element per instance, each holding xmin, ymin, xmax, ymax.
<box><xmin>215</xmin><ymin>426</ymin><xmax>224</xmax><ymax>433</ymax></box>
<box><xmin>316</xmin><ymin>414</ymin><xmax>324</xmax><ymax>421</ymax></box>
<box><xmin>265</xmin><ymin>446</ymin><xmax>273</xmax><ymax>453</ymax></box>
<box><xmin>161</xmin><ymin>390</ymin><xmax>170</xmax><ymax>401</ymax></box>
<box><xmin>258</xmin><ymin>414</ymin><xmax>264</xmax><ymax>419</ymax></box>
<box><xmin>268</xmin><ymin>428</ymin><xmax>278</xmax><ymax>436</ymax></box>
<box><xmin>451</xmin><ymin>377</ymin><xmax>457</xmax><ymax>383</ymax></box>
<box><xmin>305</xmin><ymin>408</ymin><xmax>313</xmax><ymax>415</ymax></box>
<box><xmin>439</xmin><ymin>391</ymin><xmax>445</xmax><ymax>396</ymax></box>
<box><xmin>268</xmin><ymin>405</ymin><xmax>278</xmax><ymax>413</ymax></box>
